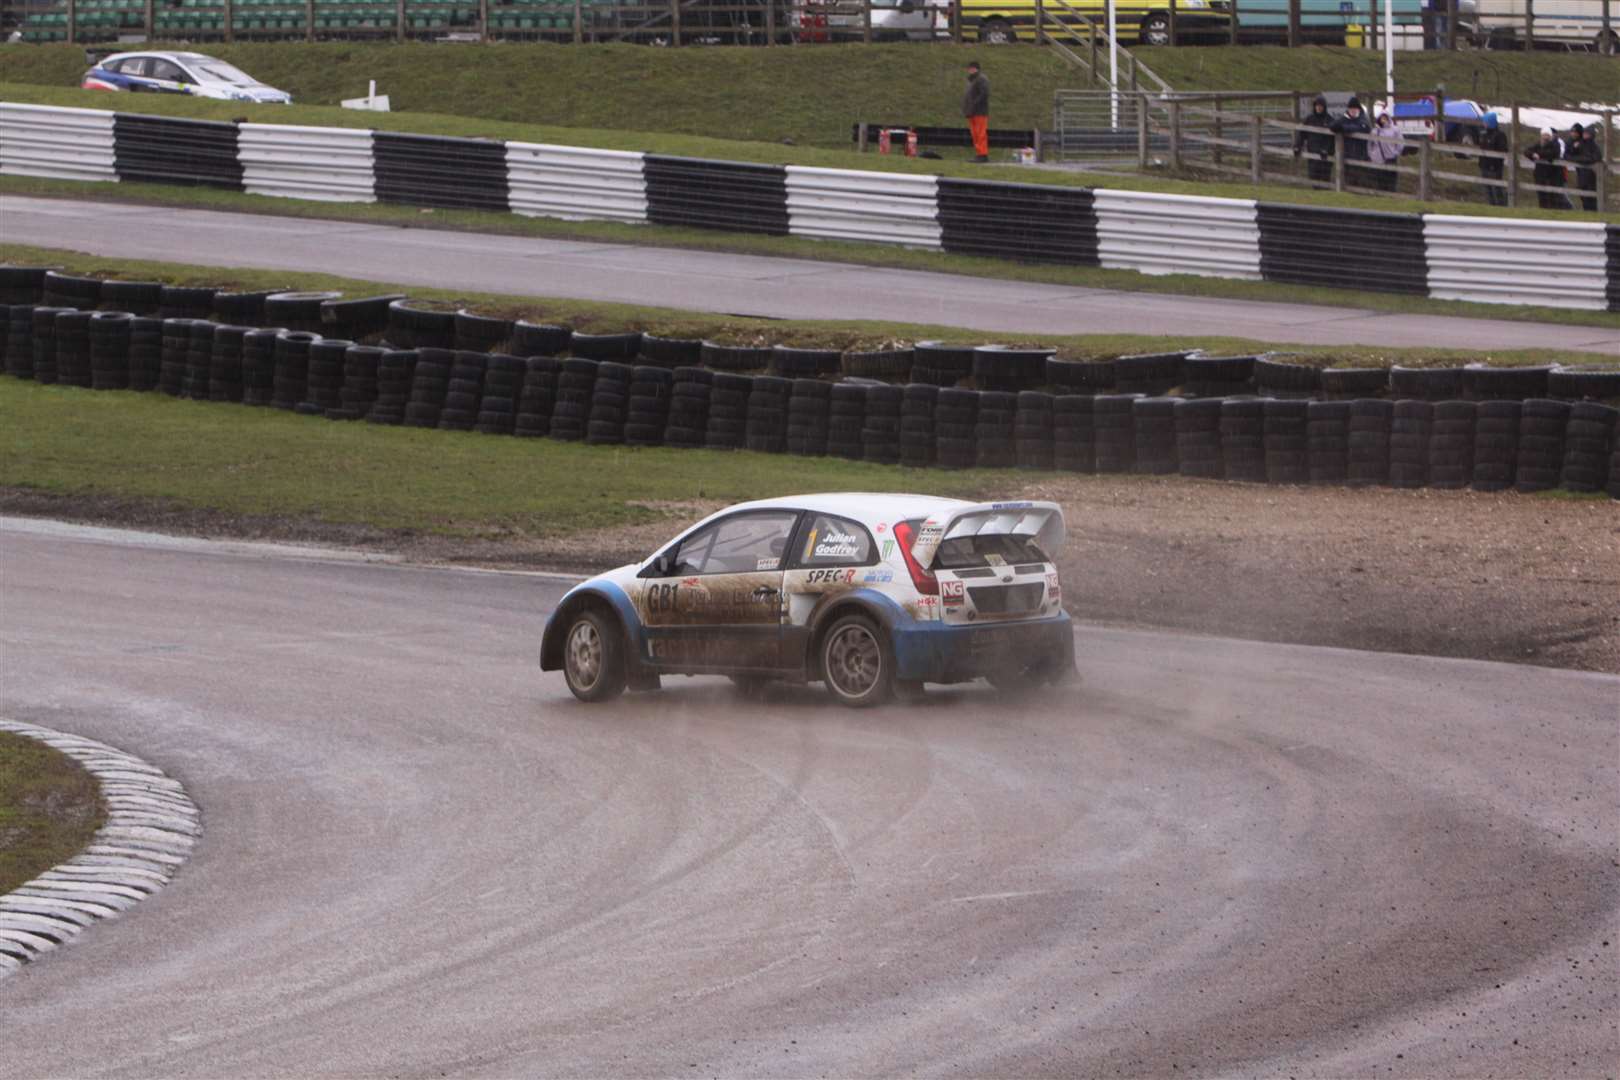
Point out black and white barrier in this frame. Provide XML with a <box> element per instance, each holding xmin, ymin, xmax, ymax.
<box><xmin>0</xmin><ymin>717</ymin><xmax>201</xmax><ymax>978</ymax></box>
<box><xmin>2</xmin><ymin>101</ymin><xmax>1617</xmax><ymax>313</ymax></box>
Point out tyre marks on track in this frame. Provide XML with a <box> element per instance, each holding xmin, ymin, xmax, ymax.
<box><xmin>0</xmin><ymin>718</ymin><xmax>200</xmax><ymax>977</ymax></box>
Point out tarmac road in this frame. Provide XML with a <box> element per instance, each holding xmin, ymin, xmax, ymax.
<box><xmin>3</xmin><ymin>194</ymin><xmax>1619</xmax><ymax>354</ymax></box>
<box><xmin>2</xmin><ymin>519</ymin><xmax>1616</xmax><ymax>1077</ymax></box>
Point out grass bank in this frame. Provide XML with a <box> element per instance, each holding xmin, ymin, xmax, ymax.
<box><xmin>0</xmin><ymin>730</ymin><xmax>106</xmax><ymax>896</ymax></box>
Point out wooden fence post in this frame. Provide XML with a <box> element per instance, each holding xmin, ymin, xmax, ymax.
<box><xmin>145</xmin><ymin>0</ymin><xmax>154</xmax><ymax>39</ymax></box>
<box><xmin>1445</xmin><ymin>0</ymin><xmax>1458</xmax><ymax>49</ymax></box>
<box><xmin>1287</xmin><ymin>0</ymin><xmax>1299</xmax><ymax>48</ymax></box>
<box><xmin>1333</xmin><ymin>131</ymin><xmax>1345</xmax><ymax>191</ymax></box>
<box><xmin>857</xmin><ymin>122</ymin><xmax>868</xmax><ymax>153</ymax></box>
<box><xmin>224</xmin><ymin>0</ymin><xmax>233</xmax><ymax>40</ymax></box>
<box><xmin>1168</xmin><ymin>0</ymin><xmax>1177</xmax><ymax>44</ymax></box>
<box><xmin>1035</xmin><ymin>0</ymin><xmax>1043</xmax><ymax>40</ymax></box>
<box><xmin>1213</xmin><ymin>95</ymin><xmax>1224</xmax><ymax>168</ymax></box>
<box><xmin>1525</xmin><ymin>0</ymin><xmax>1533</xmax><ymax>48</ymax></box>
<box><xmin>66</xmin><ymin>0</ymin><xmax>76</xmax><ymax>43</ymax></box>
<box><xmin>952</xmin><ymin>0</ymin><xmax>962</xmax><ymax>44</ymax></box>
<box><xmin>305</xmin><ymin>0</ymin><xmax>314</xmax><ymax>41</ymax></box>
<box><xmin>1089</xmin><ymin>24</ymin><xmax>1098</xmax><ymax>85</ymax></box>
<box><xmin>573</xmin><ymin>0</ymin><xmax>582</xmax><ymax>43</ymax></box>
<box><xmin>1418</xmin><ymin>136</ymin><xmax>1432</xmax><ymax>201</ymax></box>
<box><xmin>478</xmin><ymin>0</ymin><xmax>488</xmax><ymax>40</ymax></box>
<box><xmin>1507</xmin><ymin>103</ymin><xmax>1520</xmax><ymax>207</ymax></box>
<box><xmin>1169</xmin><ymin>99</ymin><xmax>1183</xmax><ymax>171</ymax></box>
<box><xmin>863</xmin><ymin>0</ymin><xmax>872</xmax><ymax>42</ymax></box>
<box><xmin>1251</xmin><ymin>113</ymin><xmax>1263</xmax><ymax>183</ymax></box>
<box><xmin>1369</xmin><ymin>0</ymin><xmax>1377</xmax><ymax>49</ymax></box>
<box><xmin>765</xmin><ymin>0</ymin><xmax>776</xmax><ymax>45</ymax></box>
<box><xmin>670</xmin><ymin>0</ymin><xmax>680</xmax><ymax>45</ymax></box>
<box><xmin>1138</xmin><ymin>93</ymin><xmax>1150</xmax><ymax>167</ymax></box>
<box><xmin>1229</xmin><ymin>0</ymin><xmax>1238</xmax><ymax>44</ymax></box>
<box><xmin>396</xmin><ymin>0</ymin><xmax>405</xmax><ymax>40</ymax></box>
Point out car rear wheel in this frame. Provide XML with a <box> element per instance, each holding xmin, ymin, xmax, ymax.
<box><xmin>978</xmin><ymin>17</ymin><xmax>1015</xmax><ymax>43</ymax></box>
<box><xmin>1140</xmin><ymin>12</ymin><xmax>1171</xmax><ymax>47</ymax></box>
<box><xmin>563</xmin><ymin>609</ymin><xmax>626</xmax><ymax>703</ymax></box>
<box><xmin>820</xmin><ymin>615</ymin><xmax>895</xmax><ymax>708</ymax></box>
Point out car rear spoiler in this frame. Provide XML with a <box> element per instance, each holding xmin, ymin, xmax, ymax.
<box><xmin>910</xmin><ymin>500</ymin><xmax>1065</xmax><ymax>566</ymax></box>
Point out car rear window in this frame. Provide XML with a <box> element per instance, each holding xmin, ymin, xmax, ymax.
<box><xmin>930</xmin><ymin>533</ymin><xmax>1047</xmax><ymax>571</ymax></box>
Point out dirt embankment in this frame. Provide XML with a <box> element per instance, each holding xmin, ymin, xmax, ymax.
<box><xmin>5</xmin><ymin>479</ymin><xmax>1617</xmax><ymax>674</ymax></box>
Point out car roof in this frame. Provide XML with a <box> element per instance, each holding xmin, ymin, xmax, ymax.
<box><xmin>719</xmin><ymin>492</ymin><xmax>974</xmax><ymax>525</ymax></box>
<box><xmin>100</xmin><ymin>51</ymin><xmax>217</xmax><ymax>65</ymax></box>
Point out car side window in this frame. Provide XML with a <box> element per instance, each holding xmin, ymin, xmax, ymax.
<box><xmin>797</xmin><ymin>514</ymin><xmax>875</xmax><ymax>568</ymax></box>
<box><xmin>670</xmin><ymin>511</ymin><xmax>798</xmax><ymax>576</ymax></box>
<box><xmin>149</xmin><ymin>59</ymin><xmax>187</xmax><ymax>82</ymax></box>
<box><xmin>118</xmin><ymin>57</ymin><xmax>147</xmax><ymax>76</ymax></box>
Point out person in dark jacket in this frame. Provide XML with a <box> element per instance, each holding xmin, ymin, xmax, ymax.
<box><xmin>1293</xmin><ymin>95</ymin><xmax>1335</xmax><ymax>186</ymax></box>
<box><xmin>1477</xmin><ymin>112</ymin><xmax>1509</xmax><ymax>206</ymax></box>
<box><xmin>1332</xmin><ymin>97</ymin><xmax>1373</xmax><ymax>189</ymax></box>
<box><xmin>1525</xmin><ymin>126</ymin><xmax>1571</xmax><ymax>210</ymax></box>
<box><xmin>962</xmin><ymin>61</ymin><xmax>990</xmax><ymax>163</ymax></box>
<box><xmin>1567</xmin><ymin>122</ymin><xmax>1603</xmax><ymax>211</ymax></box>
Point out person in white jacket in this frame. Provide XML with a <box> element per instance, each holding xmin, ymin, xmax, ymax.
<box><xmin>1368</xmin><ymin>109</ymin><xmax>1405</xmax><ymax>192</ymax></box>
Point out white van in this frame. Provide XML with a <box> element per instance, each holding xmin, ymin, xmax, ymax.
<box><xmin>1472</xmin><ymin>0</ymin><xmax>1619</xmax><ymax>52</ymax></box>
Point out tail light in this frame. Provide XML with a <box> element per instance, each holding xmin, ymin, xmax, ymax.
<box><xmin>890</xmin><ymin>520</ymin><xmax>938</xmax><ymax>596</ymax></box>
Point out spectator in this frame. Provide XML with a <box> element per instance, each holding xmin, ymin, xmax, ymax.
<box><xmin>962</xmin><ymin>61</ymin><xmax>990</xmax><ymax>164</ymax></box>
<box><xmin>1567</xmin><ymin>122</ymin><xmax>1603</xmax><ymax>211</ymax></box>
<box><xmin>1368</xmin><ymin>108</ymin><xmax>1404</xmax><ymax>192</ymax></box>
<box><xmin>1332</xmin><ymin>97</ymin><xmax>1373</xmax><ymax>189</ymax></box>
<box><xmin>1525</xmin><ymin>126</ymin><xmax>1571</xmax><ymax>210</ymax></box>
<box><xmin>1293</xmin><ymin>95</ymin><xmax>1335</xmax><ymax>187</ymax></box>
<box><xmin>1477</xmin><ymin>112</ymin><xmax>1509</xmax><ymax>206</ymax></box>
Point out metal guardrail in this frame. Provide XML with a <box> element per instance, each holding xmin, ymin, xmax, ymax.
<box><xmin>238</xmin><ymin>122</ymin><xmax>376</xmax><ymax>202</ymax></box>
<box><xmin>0</xmin><ymin>101</ymin><xmax>117</xmax><ymax>182</ymax></box>
<box><xmin>1091</xmin><ymin>188</ymin><xmax>1260</xmax><ymax>279</ymax></box>
<box><xmin>1423</xmin><ymin>215</ymin><xmax>1611</xmax><ymax>311</ymax></box>
<box><xmin>785</xmin><ymin>165</ymin><xmax>941</xmax><ymax>248</ymax></box>
<box><xmin>505</xmin><ymin>141</ymin><xmax>648</xmax><ymax>223</ymax></box>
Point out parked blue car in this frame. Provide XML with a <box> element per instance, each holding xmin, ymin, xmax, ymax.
<box><xmin>1391</xmin><ymin>95</ymin><xmax>1487</xmax><ymax>148</ymax></box>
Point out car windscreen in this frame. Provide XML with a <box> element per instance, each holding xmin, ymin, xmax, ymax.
<box><xmin>930</xmin><ymin>533</ymin><xmax>1048</xmax><ymax>570</ymax></box>
<box><xmin>191</xmin><ymin>61</ymin><xmax>257</xmax><ymax>85</ymax></box>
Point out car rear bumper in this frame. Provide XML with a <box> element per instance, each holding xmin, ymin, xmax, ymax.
<box><xmin>891</xmin><ymin>613</ymin><xmax>1074</xmax><ymax>683</ymax></box>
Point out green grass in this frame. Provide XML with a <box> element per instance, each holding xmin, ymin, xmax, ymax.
<box><xmin>5</xmin><ymin>243</ymin><xmax>1614</xmax><ymax>363</ymax></box>
<box><xmin>0</xmin><ymin>730</ymin><xmax>107</xmax><ymax>896</ymax></box>
<box><xmin>1140</xmin><ymin>45</ymin><xmax>1620</xmax><ymax>108</ymax></box>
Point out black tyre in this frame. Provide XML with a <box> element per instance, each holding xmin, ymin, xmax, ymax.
<box><xmin>562</xmin><ymin>608</ymin><xmax>627</xmax><ymax>703</ymax></box>
<box><xmin>819</xmin><ymin>614</ymin><xmax>895</xmax><ymax>708</ymax></box>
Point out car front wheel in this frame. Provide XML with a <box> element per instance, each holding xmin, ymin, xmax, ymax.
<box><xmin>1140</xmin><ymin>12</ymin><xmax>1171</xmax><ymax>46</ymax></box>
<box><xmin>820</xmin><ymin>614</ymin><xmax>895</xmax><ymax>708</ymax></box>
<box><xmin>563</xmin><ymin>609</ymin><xmax>626</xmax><ymax>703</ymax></box>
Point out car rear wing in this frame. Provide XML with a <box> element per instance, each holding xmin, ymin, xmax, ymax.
<box><xmin>910</xmin><ymin>500</ymin><xmax>1065</xmax><ymax>566</ymax></box>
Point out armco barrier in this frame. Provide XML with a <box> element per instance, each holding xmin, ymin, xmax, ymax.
<box><xmin>0</xmin><ymin>102</ymin><xmax>116</xmax><ymax>183</ymax></box>
<box><xmin>784</xmin><ymin>166</ymin><xmax>940</xmax><ymax>249</ymax></box>
<box><xmin>373</xmin><ymin>132</ymin><xmax>509</xmax><ymax>213</ymax></box>
<box><xmin>238</xmin><ymin>123</ymin><xmax>375</xmax><ymax>203</ymax></box>
<box><xmin>112</xmin><ymin>114</ymin><xmax>242</xmax><ymax>190</ymax></box>
<box><xmin>1093</xmin><ymin>189</ymin><xmax>1260</xmax><ymax>280</ymax></box>
<box><xmin>1608</xmin><ymin>225</ymin><xmax>1620</xmax><ymax>314</ymax></box>
<box><xmin>1424</xmin><ymin>216</ymin><xmax>1609</xmax><ymax>312</ymax></box>
<box><xmin>937</xmin><ymin>178</ymin><xmax>1098</xmax><ymax>265</ymax></box>
<box><xmin>644</xmin><ymin>156</ymin><xmax>789</xmax><ymax>235</ymax></box>
<box><xmin>1257</xmin><ymin>204</ymin><xmax>1428</xmax><ymax>295</ymax></box>
<box><xmin>505</xmin><ymin>142</ymin><xmax>647</xmax><ymax>224</ymax></box>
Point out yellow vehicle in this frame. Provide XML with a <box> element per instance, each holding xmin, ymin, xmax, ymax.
<box><xmin>959</xmin><ymin>0</ymin><xmax>1232</xmax><ymax>45</ymax></box>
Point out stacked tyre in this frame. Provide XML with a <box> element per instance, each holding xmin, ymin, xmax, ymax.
<box><xmin>1427</xmin><ymin>401</ymin><xmax>1475</xmax><ymax>489</ymax></box>
<box><xmin>128</xmin><ymin>316</ymin><xmax>163</xmax><ymax>392</ymax></box>
<box><xmin>1174</xmin><ymin>398</ymin><xmax>1222</xmax><ymax>479</ymax></box>
<box><xmin>1561</xmin><ymin>403</ymin><xmax>1617</xmax><ymax>493</ymax></box>
<box><xmin>702</xmin><ymin>342</ymin><xmax>771</xmax><ymax>373</ymax></box>
<box><xmin>339</xmin><ymin>345</ymin><xmax>385</xmax><ymax>421</ymax></box>
<box><xmin>32</xmin><ymin>307</ymin><xmax>75</xmax><ymax>385</ymax></box>
<box><xmin>1548</xmin><ymin>364</ymin><xmax>1620</xmax><ymax>402</ymax></box>
<box><xmin>160</xmin><ymin>285</ymin><xmax>218</xmax><ymax>321</ymax></box>
<box><xmin>551</xmin><ymin>358</ymin><xmax>598</xmax><ymax>441</ymax></box>
<box><xmin>1015</xmin><ymin>392</ymin><xmax>1054</xmax><ymax>470</ymax></box>
<box><xmin>586</xmin><ymin>360</ymin><xmax>633</xmax><ymax>444</ymax></box>
<box><xmin>900</xmin><ymin>384</ymin><xmax>937</xmax><ymax>468</ymax></box>
<box><xmin>472</xmin><ymin>353</ymin><xmax>522</xmax><ymax>434</ymax></box>
<box><xmin>262</xmin><ymin>291</ymin><xmax>337</xmax><ymax>334</ymax></box>
<box><xmin>745</xmin><ymin>375</ymin><xmax>792</xmax><ymax>453</ymax></box>
<box><xmin>5</xmin><ymin>306</ymin><xmax>35</xmax><ymax>378</ymax></box>
<box><xmin>387</xmin><ymin>300</ymin><xmax>458</xmax><ymax>350</ymax></box>
<box><xmin>183</xmin><ymin>320</ymin><xmax>218</xmax><ymax>400</ymax></box>
<box><xmin>1133</xmin><ymin>397</ymin><xmax>1178</xmax><ymax>475</ymax></box>
<box><xmin>639</xmin><ymin>334</ymin><xmax>702</xmax><ymax>369</ymax></box>
<box><xmin>240</xmin><ymin>328</ymin><xmax>282</xmax><ymax>407</ymax></box>
<box><xmin>510</xmin><ymin>321</ymin><xmax>571</xmax><ymax>360</ymax></box>
<box><xmin>271</xmin><ymin>330</ymin><xmax>320</xmax><ymax>411</ymax></box>
<box><xmin>213</xmin><ymin>290</ymin><xmax>273</xmax><ymax>327</ymax></box>
<box><xmin>511</xmin><ymin>356</ymin><xmax>558</xmax><ymax>438</ymax></box>
<box><xmin>1181</xmin><ymin>354</ymin><xmax>1255</xmax><ymax>399</ymax></box>
<box><xmin>974</xmin><ymin>346</ymin><xmax>1051</xmax><ymax>393</ymax></box>
<box><xmin>705</xmin><ymin>372</ymin><xmax>750</xmax><ymax>450</ymax></box>
<box><xmin>1305</xmin><ymin>401</ymin><xmax>1351</xmax><ymax>485</ymax></box>
<box><xmin>665</xmin><ymin>367</ymin><xmax>711</xmax><ymax>448</ymax></box>
<box><xmin>1052</xmin><ymin>395</ymin><xmax>1096</xmax><ymax>473</ymax></box>
<box><xmin>1515</xmin><ymin>399</ymin><xmax>1569</xmax><ymax>493</ymax></box>
<box><xmin>1471</xmin><ymin>400</ymin><xmax>1519</xmax><ymax>492</ymax></box>
<box><xmin>1114</xmin><ymin>352</ymin><xmax>1186</xmax><ymax>396</ymax></box>
<box><xmin>208</xmin><ymin>325</ymin><xmax>251</xmax><ymax>403</ymax></box>
<box><xmin>42</xmin><ymin>272</ymin><xmax>100</xmax><ymax>312</ymax></box>
<box><xmin>1095</xmin><ymin>395</ymin><xmax>1141</xmax><ymax>474</ymax></box>
<box><xmin>0</xmin><ymin>267</ymin><xmax>48</xmax><ymax>305</ymax></box>
<box><xmin>454</xmin><ymin>310</ymin><xmax>513</xmax><ymax>354</ymax></box>
<box><xmin>842</xmin><ymin>348</ymin><xmax>911</xmax><ymax>381</ymax></box>
<box><xmin>158</xmin><ymin>317</ymin><xmax>196</xmax><ymax>396</ymax></box>
<box><xmin>369</xmin><ymin>349</ymin><xmax>416</xmax><ymax>424</ymax></box>
<box><xmin>324</xmin><ymin>295</ymin><xmax>402</xmax><ymax>343</ymax></box>
<box><xmin>826</xmin><ymin>383</ymin><xmax>866</xmax><ymax>460</ymax></box>
<box><xmin>1347</xmin><ymin>400</ymin><xmax>1393</xmax><ymax>486</ymax></box>
<box><xmin>440</xmin><ymin>350</ymin><xmax>489</xmax><ymax>432</ymax></box>
<box><xmin>911</xmin><ymin>342</ymin><xmax>975</xmax><ymax>387</ymax></box>
<box><xmin>571</xmin><ymin>331</ymin><xmax>641</xmax><ymax>362</ymax></box>
<box><xmin>934</xmin><ymin>387</ymin><xmax>977</xmax><ymax>469</ymax></box>
<box><xmin>1388</xmin><ymin>400</ymin><xmax>1433</xmax><ymax>488</ymax></box>
<box><xmin>1390</xmin><ymin>366</ymin><xmax>1465</xmax><ymax>402</ymax></box>
<box><xmin>861</xmin><ymin>384</ymin><xmax>903</xmax><ymax>464</ymax></box>
<box><xmin>1263</xmin><ymin>399</ymin><xmax>1309</xmax><ymax>484</ymax></box>
<box><xmin>1320</xmin><ymin>367</ymin><xmax>1388</xmax><ymax>401</ymax></box>
<box><xmin>974</xmin><ymin>391</ymin><xmax>1017</xmax><ymax>468</ymax></box>
<box><xmin>625</xmin><ymin>365</ymin><xmax>673</xmax><ymax>446</ymax></box>
<box><xmin>1463</xmin><ymin>363</ymin><xmax>1549</xmax><ymax>401</ymax></box>
<box><xmin>87</xmin><ymin>312</ymin><xmax>132</xmax><ymax>391</ymax></box>
<box><xmin>1047</xmin><ymin>357</ymin><xmax>1116</xmax><ymax>395</ymax></box>
<box><xmin>1218</xmin><ymin>398</ymin><xmax>1265</xmax><ymax>482</ymax></box>
<box><xmin>403</xmin><ymin>346</ymin><xmax>453</xmax><ymax>428</ymax></box>
<box><xmin>773</xmin><ymin>346</ymin><xmax>840</xmax><ymax>379</ymax></box>
<box><xmin>302</xmin><ymin>339</ymin><xmax>353</xmax><ymax>416</ymax></box>
<box><xmin>100</xmin><ymin>279</ymin><xmax>163</xmax><ymax>316</ymax></box>
<box><xmin>53</xmin><ymin>310</ymin><xmax>94</xmax><ymax>389</ymax></box>
<box><xmin>787</xmin><ymin>378</ymin><xmax>831</xmax><ymax>457</ymax></box>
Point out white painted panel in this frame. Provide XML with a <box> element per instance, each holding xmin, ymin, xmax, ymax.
<box><xmin>505</xmin><ymin>141</ymin><xmax>647</xmax><ymax>224</ymax></box>
<box><xmin>1093</xmin><ymin>188</ymin><xmax>1262</xmax><ymax>280</ymax></box>
<box><xmin>239</xmin><ymin>122</ymin><xmax>375</xmax><ymax>203</ymax></box>
<box><xmin>785</xmin><ymin>165</ymin><xmax>940</xmax><ymax>249</ymax></box>
<box><xmin>0</xmin><ymin>102</ymin><xmax>117</xmax><ymax>183</ymax></box>
<box><xmin>1423</xmin><ymin>214</ymin><xmax>1607</xmax><ymax>311</ymax></box>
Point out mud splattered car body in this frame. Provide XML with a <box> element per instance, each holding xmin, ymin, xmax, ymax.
<box><xmin>541</xmin><ymin>493</ymin><xmax>1073</xmax><ymax>706</ymax></box>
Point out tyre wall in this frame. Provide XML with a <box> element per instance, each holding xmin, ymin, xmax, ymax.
<box><xmin>1</xmin><ymin>101</ymin><xmax>1617</xmax><ymax>311</ymax></box>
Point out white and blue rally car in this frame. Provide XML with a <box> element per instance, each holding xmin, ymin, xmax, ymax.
<box><xmin>81</xmin><ymin>51</ymin><xmax>292</xmax><ymax>104</ymax></box>
<box><xmin>540</xmin><ymin>493</ymin><xmax>1074</xmax><ymax>707</ymax></box>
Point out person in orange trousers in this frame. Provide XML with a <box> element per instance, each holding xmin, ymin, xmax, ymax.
<box><xmin>963</xmin><ymin>60</ymin><xmax>990</xmax><ymax>163</ymax></box>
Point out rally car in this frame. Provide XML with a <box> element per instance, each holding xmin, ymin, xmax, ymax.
<box><xmin>540</xmin><ymin>493</ymin><xmax>1074</xmax><ymax>707</ymax></box>
<box><xmin>80</xmin><ymin>52</ymin><xmax>293</xmax><ymax>104</ymax></box>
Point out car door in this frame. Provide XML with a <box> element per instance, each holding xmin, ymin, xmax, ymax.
<box><xmin>636</xmin><ymin>509</ymin><xmax>797</xmax><ymax>674</ymax></box>
<box><xmin>144</xmin><ymin>58</ymin><xmax>195</xmax><ymax>95</ymax></box>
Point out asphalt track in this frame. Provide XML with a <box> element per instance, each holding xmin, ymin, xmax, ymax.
<box><xmin>2</xmin><ymin>518</ymin><xmax>1616</xmax><ymax>1077</ymax></box>
<box><xmin>3</xmin><ymin>194</ymin><xmax>1619</xmax><ymax>354</ymax></box>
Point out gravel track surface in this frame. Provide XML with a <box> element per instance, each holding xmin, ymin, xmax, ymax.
<box><xmin>1</xmin><ymin>522</ymin><xmax>1615</xmax><ymax>1077</ymax></box>
<box><xmin>4</xmin><ymin>195</ymin><xmax>1619</xmax><ymax>353</ymax></box>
